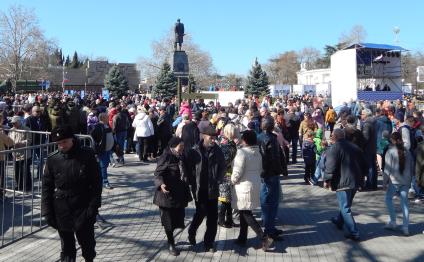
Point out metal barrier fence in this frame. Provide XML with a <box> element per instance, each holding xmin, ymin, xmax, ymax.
<box><xmin>0</xmin><ymin>130</ymin><xmax>94</xmax><ymax>247</ymax></box>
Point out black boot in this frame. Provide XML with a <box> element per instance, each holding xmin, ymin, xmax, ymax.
<box><xmin>168</xmin><ymin>244</ymin><xmax>180</xmax><ymax>256</ymax></box>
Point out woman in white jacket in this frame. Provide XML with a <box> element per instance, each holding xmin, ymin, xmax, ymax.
<box><xmin>132</xmin><ymin>106</ymin><xmax>154</xmax><ymax>162</ymax></box>
<box><xmin>231</xmin><ymin>130</ymin><xmax>273</xmax><ymax>251</ymax></box>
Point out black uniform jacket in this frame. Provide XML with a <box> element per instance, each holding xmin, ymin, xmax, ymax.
<box><xmin>41</xmin><ymin>141</ymin><xmax>102</xmax><ymax>231</ymax></box>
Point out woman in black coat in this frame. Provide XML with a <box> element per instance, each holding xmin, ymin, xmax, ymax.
<box><xmin>153</xmin><ymin>136</ymin><xmax>192</xmax><ymax>256</ymax></box>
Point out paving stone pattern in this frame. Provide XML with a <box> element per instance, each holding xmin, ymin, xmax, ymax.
<box><xmin>0</xmin><ymin>154</ymin><xmax>423</xmax><ymax>262</ymax></box>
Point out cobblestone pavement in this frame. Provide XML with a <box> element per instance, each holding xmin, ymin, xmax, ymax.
<box><xmin>0</xmin><ymin>154</ymin><xmax>423</xmax><ymax>262</ymax></box>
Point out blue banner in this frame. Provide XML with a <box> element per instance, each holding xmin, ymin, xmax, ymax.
<box><xmin>102</xmin><ymin>89</ymin><xmax>110</xmax><ymax>100</ymax></box>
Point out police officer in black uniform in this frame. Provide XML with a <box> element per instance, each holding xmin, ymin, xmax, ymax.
<box><xmin>41</xmin><ymin>125</ymin><xmax>102</xmax><ymax>262</ymax></box>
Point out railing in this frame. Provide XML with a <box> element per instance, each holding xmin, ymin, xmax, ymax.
<box><xmin>0</xmin><ymin>130</ymin><xmax>94</xmax><ymax>248</ymax></box>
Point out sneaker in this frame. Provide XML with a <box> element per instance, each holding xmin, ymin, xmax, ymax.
<box><xmin>384</xmin><ymin>222</ymin><xmax>397</xmax><ymax>231</ymax></box>
<box><xmin>402</xmin><ymin>227</ymin><xmax>409</xmax><ymax>236</ymax></box>
<box><xmin>204</xmin><ymin>244</ymin><xmax>216</xmax><ymax>253</ymax></box>
<box><xmin>104</xmin><ymin>183</ymin><xmax>114</xmax><ymax>190</ymax></box>
<box><xmin>414</xmin><ymin>198</ymin><xmax>422</xmax><ymax>204</ymax></box>
<box><xmin>344</xmin><ymin>233</ymin><xmax>360</xmax><ymax>241</ymax></box>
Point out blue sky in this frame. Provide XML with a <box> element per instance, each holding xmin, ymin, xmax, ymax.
<box><xmin>0</xmin><ymin>0</ymin><xmax>423</xmax><ymax>76</ymax></box>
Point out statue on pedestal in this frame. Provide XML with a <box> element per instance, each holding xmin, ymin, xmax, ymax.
<box><xmin>174</xmin><ymin>19</ymin><xmax>185</xmax><ymax>51</ymax></box>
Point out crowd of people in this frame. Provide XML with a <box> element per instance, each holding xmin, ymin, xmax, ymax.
<box><xmin>1</xmin><ymin>91</ymin><xmax>423</xmax><ymax>259</ymax></box>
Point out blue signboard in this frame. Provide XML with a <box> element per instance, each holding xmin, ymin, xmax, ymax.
<box><xmin>102</xmin><ymin>89</ymin><xmax>110</xmax><ymax>100</ymax></box>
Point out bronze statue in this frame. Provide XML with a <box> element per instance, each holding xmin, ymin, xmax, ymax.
<box><xmin>174</xmin><ymin>19</ymin><xmax>184</xmax><ymax>51</ymax></box>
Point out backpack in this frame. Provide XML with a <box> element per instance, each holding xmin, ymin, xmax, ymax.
<box><xmin>400</xmin><ymin>125</ymin><xmax>417</xmax><ymax>154</ymax></box>
<box><xmin>91</xmin><ymin>123</ymin><xmax>114</xmax><ymax>153</ymax></box>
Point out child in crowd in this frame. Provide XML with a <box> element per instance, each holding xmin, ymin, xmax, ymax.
<box><xmin>302</xmin><ymin>130</ymin><xmax>316</xmax><ymax>185</ymax></box>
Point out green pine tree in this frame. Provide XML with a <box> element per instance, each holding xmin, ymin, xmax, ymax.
<box><xmin>245</xmin><ymin>58</ymin><xmax>270</xmax><ymax>97</ymax></box>
<box><xmin>153</xmin><ymin>62</ymin><xmax>177</xmax><ymax>99</ymax></box>
<box><xmin>70</xmin><ymin>51</ymin><xmax>80</xmax><ymax>68</ymax></box>
<box><xmin>65</xmin><ymin>55</ymin><xmax>70</xmax><ymax>67</ymax></box>
<box><xmin>104</xmin><ymin>65</ymin><xmax>129</xmax><ymax>98</ymax></box>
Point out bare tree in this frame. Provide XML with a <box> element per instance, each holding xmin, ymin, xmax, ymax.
<box><xmin>137</xmin><ymin>28</ymin><xmax>216</xmax><ymax>89</ymax></box>
<box><xmin>0</xmin><ymin>5</ymin><xmax>52</xmax><ymax>87</ymax></box>
<box><xmin>222</xmin><ymin>73</ymin><xmax>245</xmax><ymax>90</ymax></box>
<box><xmin>297</xmin><ymin>47</ymin><xmax>321</xmax><ymax>70</ymax></box>
<box><xmin>339</xmin><ymin>25</ymin><xmax>367</xmax><ymax>48</ymax></box>
<box><xmin>265</xmin><ymin>51</ymin><xmax>299</xmax><ymax>84</ymax></box>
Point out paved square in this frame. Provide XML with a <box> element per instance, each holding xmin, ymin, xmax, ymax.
<box><xmin>0</xmin><ymin>155</ymin><xmax>423</xmax><ymax>262</ymax></box>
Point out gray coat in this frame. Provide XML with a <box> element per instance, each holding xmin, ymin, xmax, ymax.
<box><xmin>383</xmin><ymin>145</ymin><xmax>413</xmax><ymax>186</ymax></box>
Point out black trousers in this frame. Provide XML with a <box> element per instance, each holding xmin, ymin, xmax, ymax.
<box><xmin>238</xmin><ymin>210</ymin><xmax>264</xmax><ymax>241</ymax></box>
<box><xmin>218</xmin><ymin>202</ymin><xmax>233</xmax><ymax>225</ymax></box>
<box><xmin>188</xmin><ymin>199</ymin><xmax>218</xmax><ymax>246</ymax></box>
<box><xmin>14</xmin><ymin>158</ymin><xmax>32</xmax><ymax>191</ymax></box>
<box><xmin>126</xmin><ymin>127</ymin><xmax>136</xmax><ymax>153</ymax></box>
<box><xmin>158</xmin><ymin>135</ymin><xmax>171</xmax><ymax>156</ymax></box>
<box><xmin>137</xmin><ymin>136</ymin><xmax>149</xmax><ymax>161</ymax></box>
<box><xmin>58</xmin><ymin>223</ymin><xmax>96</xmax><ymax>261</ymax></box>
<box><xmin>0</xmin><ymin>161</ymin><xmax>5</xmax><ymax>195</ymax></box>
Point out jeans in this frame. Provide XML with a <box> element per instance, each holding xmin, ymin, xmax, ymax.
<box><xmin>115</xmin><ymin>131</ymin><xmax>127</xmax><ymax>161</ymax></box>
<box><xmin>334</xmin><ymin>189</ymin><xmax>359</xmax><ymax>237</ymax></box>
<box><xmin>385</xmin><ymin>183</ymin><xmax>409</xmax><ymax>229</ymax></box>
<box><xmin>290</xmin><ymin>138</ymin><xmax>299</xmax><ymax>163</ymax></box>
<box><xmin>188</xmin><ymin>199</ymin><xmax>218</xmax><ymax>246</ymax></box>
<box><xmin>304</xmin><ymin>161</ymin><xmax>316</xmax><ymax>182</ymax></box>
<box><xmin>98</xmin><ymin>151</ymin><xmax>111</xmax><ymax>184</ymax></box>
<box><xmin>313</xmin><ymin>156</ymin><xmax>324</xmax><ymax>184</ymax></box>
<box><xmin>365</xmin><ymin>154</ymin><xmax>377</xmax><ymax>189</ymax></box>
<box><xmin>260</xmin><ymin>175</ymin><xmax>281</xmax><ymax>236</ymax></box>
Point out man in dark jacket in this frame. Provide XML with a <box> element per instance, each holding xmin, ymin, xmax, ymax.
<box><xmin>25</xmin><ymin>105</ymin><xmax>50</xmax><ymax>176</ymax></box>
<box><xmin>112</xmin><ymin>105</ymin><xmax>129</xmax><ymax>164</ymax></box>
<box><xmin>64</xmin><ymin>101</ymin><xmax>86</xmax><ymax>134</ymax></box>
<box><xmin>325</xmin><ymin>128</ymin><xmax>367</xmax><ymax>241</ymax></box>
<box><xmin>361</xmin><ymin>108</ymin><xmax>377</xmax><ymax>190</ymax></box>
<box><xmin>41</xmin><ymin>125</ymin><xmax>102</xmax><ymax>261</ymax></box>
<box><xmin>186</xmin><ymin>125</ymin><xmax>225</xmax><ymax>252</ymax></box>
<box><xmin>157</xmin><ymin>106</ymin><xmax>173</xmax><ymax>155</ymax></box>
<box><xmin>258</xmin><ymin>116</ymin><xmax>284</xmax><ymax>240</ymax></box>
<box><xmin>286</xmin><ymin>108</ymin><xmax>301</xmax><ymax>164</ymax></box>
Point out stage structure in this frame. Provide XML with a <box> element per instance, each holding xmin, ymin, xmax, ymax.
<box><xmin>331</xmin><ymin>43</ymin><xmax>407</xmax><ymax>107</ymax></box>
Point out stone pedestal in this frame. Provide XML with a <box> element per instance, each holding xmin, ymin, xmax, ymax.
<box><xmin>173</xmin><ymin>51</ymin><xmax>189</xmax><ymax>108</ymax></box>
<box><xmin>173</xmin><ymin>51</ymin><xmax>189</xmax><ymax>74</ymax></box>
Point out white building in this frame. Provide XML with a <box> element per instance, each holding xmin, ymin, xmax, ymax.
<box><xmin>297</xmin><ymin>64</ymin><xmax>331</xmax><ymax>85</ymax></box>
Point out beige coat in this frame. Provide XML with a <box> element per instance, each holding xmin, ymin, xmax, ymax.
<box><xmin>8</xmin><ymin>126</ymin><xmax>32</xmax><ymax>161</ymax></box>
<box><xmin>0</xmin><ymin>131</ymin><xmax>14</xmax><ymax>161</ymax></box>
<box><xmin>231</xmin><ymin>145</ymin><xmax>262</xmax><ymax>211</ymax></box>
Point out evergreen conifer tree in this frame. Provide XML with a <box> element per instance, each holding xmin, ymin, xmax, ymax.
<box><xmin>153</xmin><ymin>62</ymin><xmax>177</xmax><ymax>99</ymax></box>
<box><xmin>70</xmin><ymin>51</ymin><xmax>80</xmax><ymax>68</ymax></box>
<box><xmin>104</xmin><ymin>65</ymin><xmax>129</xmax><ymax>98</ymax></box>
<box><xmin>245</xmin><ymin>58</ymin><xmax>270</xmax><ymax>97</ymax></box>
<box><xmin>65</xmin><ymin>55</ymin><xmax>70</xmax><ymax>67</ymax></box>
